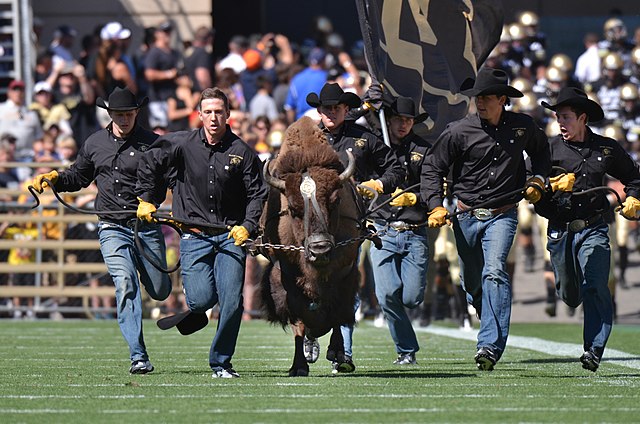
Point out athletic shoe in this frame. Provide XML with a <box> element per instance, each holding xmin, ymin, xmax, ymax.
<box><xmin>474</xmin><ymin>347</ymin><xmax>497</xmax><ymax>371</ymax></box>
<box><xmin>544</xmin><ymin>301</ymin><xmax>557</xmax><ymax>317</ymax></box>
<box><xmin>129</xmin><ymin>360</ymin><xmax>154</xmax><ymax>374</ymax></box>
<box><xmin>212</xmin><ymin>368</ymin><xmax>240</xmax><ymax>378</ymax></box>
<box><xmin>336</xmin><ymin>353</ymin><xmax>355</xmax><ymax>373</ymax></box>
<box><xmin>331</xmin><ymin>361</ymin><xmax>339</xmax><ymax>374</ymax></box>
<box><xmin>393</xmin><ymin>352</ymin><xmax>417</xmax><ymax>365</ymax></box>
<box><xmin>580</xmin><ymin>351</ymin><xmax>600</xmax><ymax>372</ymax></box>
<box><xmin>303</xmin><ymin>336</ymin><xmax>320</xmax><ymax>363</ymax></box>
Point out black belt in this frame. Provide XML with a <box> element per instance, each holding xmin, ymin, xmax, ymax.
<box><xmin>457</xmin><ymin>200</ymin><xmax>516</xmax><ymax>221</ymax></box>
<box><xmin>553</xmin><ymin>213</ymin><xmax>603</xmax><ymax>232</ymax></box>
<box><xmin>100</xmin><ymin>217</ymin><xmax>137</xmax><ymax>228</ymax></box>
<box><xmin>375</xmin><ymin>220</ymin><xmax>421</xmax><ymax>232</ymax></box>
<box><xmin>187</xmin><ymin>226</ymin><xmax>228</xmax><ymax>237</ymax></box>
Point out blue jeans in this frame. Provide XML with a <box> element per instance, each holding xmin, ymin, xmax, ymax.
<box><xmin>369</xmin><ymin>225</ymin><xmax>428</xmax><ymax>354</ymax></box>
<box><xmin>453</xmin><ymin>207</ymin><xmax>517</xmax><ymax>359</ymax></box>
<box><xmin>339</xmin><ymin>296</ymin><xmax>360</xmax><ymax>357</ymax></box>
<box><xmin>179</xmin><ymin>232</ymin><xmax>246</xmax><ymax>371</ymax></box>
<box><xmin>98</xmin><ymin>221</ymin><xmax>171</xmax><ymax>362</ymax></box>
<box><xmin>546</xmin><ymin>221</ymin><xmax>612</xmax><ymax>354</ymax></box>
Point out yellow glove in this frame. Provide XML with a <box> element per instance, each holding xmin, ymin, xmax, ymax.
<box><xmin>136</xmin><ymin>197</ymin><xmax>157</xmax><ymax>223</ymax></box>
<box><xmin>31</xmin><ymin>170</ymin><xmax>58</xmax><ymax>193</ymax></box>
<box><xmin>228</xmin><ymin>225</ymin><xmax>250</xmax><ymax>246</ymax></box>
<box><xmin>357</xmin><ymin>179</ymin><xmax>384</xmax><ymax>199</ymax></box>
<box><xmin>549</xmin><ymin>173</ymin><xmax>575</xmax><ymax>192</ymax></box>
<box><xmin>389</xmin><ymin>188</ymin><xmax>417</xmax><ymax>207</ymax></box>
<box><xmin>620</xmin><ymin>196</ymin><xmax>640</xmax><ymax>219</ymax></box>
<box><xmin>427</xmin><ymin>206</ymin><xmax>449</xmax><ymax>228</ymax></box>
<box><xmin>524</xmin><ymin>176</ymin><xmax>545</xmax><ymax>204</ymax></box>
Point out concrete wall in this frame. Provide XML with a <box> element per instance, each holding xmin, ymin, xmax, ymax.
<box><xmin>32</xmin><ymin>0</ymin><xmax>212</xmax><ymax>57</ymax></box>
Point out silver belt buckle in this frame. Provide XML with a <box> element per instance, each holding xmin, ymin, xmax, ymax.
<box><xmin>568</xmin><ymin>219</ymin><xmax>587</xmax><ymax>232</ymax></box>
<box><xmin>473</xmin><ymin>208</ymin><xmax>493</xmax><ymax>221</ymax></box>
<box><xmin>389</xmin><ymin>221</ymin><xmax>409</xmax><ymax>231</ymax></box>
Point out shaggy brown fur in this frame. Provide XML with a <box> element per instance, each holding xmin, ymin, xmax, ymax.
<box><xmin>258</xmin><ymin>118</ymin><xmax>363</xmax><ymax>376</ymax></box>
<box><xmin>275</xmin><ymin>116</ymin><xmax>327</xmax><ymax>163</ymax></box>
<box><xmin>277</xmin><ymin>142</ymin><xmax>344</xmax><ymax>177</ymax></box>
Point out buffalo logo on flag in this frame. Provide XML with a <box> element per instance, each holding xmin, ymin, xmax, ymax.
<box><xmin>356</xmin><ymin>0</ymin><xmax>504</xmax><ymax>143</ymax></box>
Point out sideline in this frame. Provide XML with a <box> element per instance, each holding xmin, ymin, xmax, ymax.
<box><xmin>409</xmin><ymin>324</ymin><xmax>640</xmax><ymax>370</ymax></box>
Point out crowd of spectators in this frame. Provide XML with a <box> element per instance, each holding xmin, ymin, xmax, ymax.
<box><xmin>2</xmin><ymin>11</ymin><xmax>640</xmax><ymax>321</ymax></box>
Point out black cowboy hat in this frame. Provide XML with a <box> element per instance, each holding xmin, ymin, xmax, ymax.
<box><xmin>96</xmin><ymin>87</ymin><xmax>149</xmax><ymax>111</ymax></box>
<box><xmin>460</xmin><ymin>68</ymin><xmax>524</xmax><ymax>98</ymax></box>
<box><xmin>306</xmin><ymin>82</ymin><xmax>362</xmax><ymax>108</ymax></box>
<box><xmin>387</xmin><ymin>96</ymin><xmax>429</xmax><ymax>123</ymax></box>
<box><xmin>541</xmin><ymin>87</ymin><xmax>604</xmax><ymax>122</ymax></box>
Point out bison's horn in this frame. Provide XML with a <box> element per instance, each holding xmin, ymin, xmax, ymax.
<box><xmin>338</xmin><ymin>150</ymin><xmax>356</xmax><ymax>182</ymax></box>
<box><xmin>263</xmin><ymin>160</ymin><xmax>286</xmax><ymax>191</ymax></box>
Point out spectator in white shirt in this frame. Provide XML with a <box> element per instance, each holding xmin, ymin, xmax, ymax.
<box><xmin>575</xmin><ymin>33</ymin><xmax>601</xmax><ymax>85</ymax></box>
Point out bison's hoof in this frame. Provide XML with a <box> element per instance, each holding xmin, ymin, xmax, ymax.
<box><xmin>288</xmin><ymin>368</ymin><xmax>309</xmax><ymax>377</ymax></box>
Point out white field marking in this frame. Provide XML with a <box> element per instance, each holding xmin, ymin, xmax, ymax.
<box><xmin>3</xmin><ymin>393</ymin><xmax>637</xmax><ymax>400</ymax></box>
<box><xmin>202</xmin><ymin>407</ymin><xmax>640</xmax><ymax>414</ymax></box>
<box><xmin>413</xmin><ymin>324</ymin><xmax>640</xmax><ymax>370</ymax></box>
<box><xmin>0</xmin><ymin>409</ymin><xmax>76</xmax><ymax>414</ymax></box>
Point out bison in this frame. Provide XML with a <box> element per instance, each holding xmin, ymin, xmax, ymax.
<box><xmin>258</xmin><ymin>117</ymin><xmax>364</xmax><ymax>376</ymax></box>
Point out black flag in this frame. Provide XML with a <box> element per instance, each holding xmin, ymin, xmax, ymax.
<box><xmin>356</xmin><ymin>0</ymin><xmax>504</xmax><ymax>142</ymax></box>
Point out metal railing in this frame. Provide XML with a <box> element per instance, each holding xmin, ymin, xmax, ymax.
<box><xmin>0</xmin><ymin>161</ymin><xmax>113</xmax><ymax>318</ymax></box>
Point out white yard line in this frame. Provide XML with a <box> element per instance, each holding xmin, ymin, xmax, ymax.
<box><xmin>414</xmin><ymin>324</ymin><xmax>640</xmax><ymax>370</ymax></box>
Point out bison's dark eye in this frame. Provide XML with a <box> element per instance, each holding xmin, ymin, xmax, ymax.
<box><xmin>288</xmin><ymin>204</ymin><xmax>303</xmax><ymax>218</ymax></box>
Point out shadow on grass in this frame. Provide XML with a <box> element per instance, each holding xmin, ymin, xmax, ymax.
<box><xmin>519</xmin><ymin>356</ymin><xmax>640</xmax><ymax>365</ymax></box>
<box><xmin>519</xmin><ymin>357</ymin><xmax>579</xmax><ymax>364</ymax></box>
<box><xmin>248</xmin><ymin>368</ymin><xmax>477</xmax><ymax>379</ymax></box>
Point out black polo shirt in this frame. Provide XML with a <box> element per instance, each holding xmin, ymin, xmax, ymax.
<box><xmin>137</xmin><ymin>126</ymin><xmax>267</xmax><ymax>235</ymax></box>
<box><xmin>54</xmin><ymin>124</ymin><xmax>159</xmax><ymax>221</ymax></box>
<box><xmin>535</xmin><ymin>128</ymin><xmax>640</xmax><ymax>223</ymax></box>
<box><xmin>370</xmin><ymin>133</ymin><xmax>430</xmax><ymax>225</ymax></box>
<box><xmin>421</xmin><ymin>111</ymin><xmax>551</xmax><ymax>210</ymax></box>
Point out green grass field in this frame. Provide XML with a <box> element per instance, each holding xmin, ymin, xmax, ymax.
<box><xmin>1</xmin><ymin>319</ymin><xmax>639</xmax><ymax>423</ymax></box>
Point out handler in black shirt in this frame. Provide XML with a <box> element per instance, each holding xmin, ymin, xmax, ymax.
<box><xmin>136</xmin><ymin>87</ymin><xmax>267</xmax><ymax>379</ymax></box>
<box><xmin>368</xmin><ymin>96</ymin><xmax>430</xmax><ymax>366</ymax></box>
<box><xmin>537</xmin><ymin>87</ymin><xmax>640</xmax><ymax>372</ymax></box>
<box><xmin>422</xmin><ymin>68</ymin><xmax>552</xmax><ymax>371</ymax></box>
<box><xmin>32</xmin><ymin>87</ymin><xmax>171</xmax><ymax>375</ymax></box>
<box><xmin>302</xmin><ymin>82</ymin><xmax>405</xmax><ymax>374</ymax></box>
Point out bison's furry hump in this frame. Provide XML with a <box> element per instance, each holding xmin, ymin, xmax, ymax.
<box><xmin>277</xmin><ymin>116</ymin><xmax>327</xmax><ymax>159</ymax></box>
<box><xmin>277</xmin><ymin>143</ymin><xmax>344</xmax><ymax>177</ymax></box>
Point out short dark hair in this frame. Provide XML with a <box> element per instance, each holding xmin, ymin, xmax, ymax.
<box><xmin>569</xmin><ymin>105</ymin><xmax>588</xmax><ymax>123</ymax></box>
<box><xmin>199</xmin><ymin>87</ymin><xmax>230</xmax><ymax>111</ymax></box>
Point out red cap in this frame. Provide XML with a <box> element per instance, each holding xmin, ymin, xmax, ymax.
<box><xmin>8</xmin><ymin>80</ymin><xmax>26</xmax><ymax>90</ymax></box>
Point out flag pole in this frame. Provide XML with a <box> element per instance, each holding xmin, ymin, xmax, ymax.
<box><xmin>378</xmin><ymin>108</ymin><xmax>391</xmax><ymax>147</ymax></box>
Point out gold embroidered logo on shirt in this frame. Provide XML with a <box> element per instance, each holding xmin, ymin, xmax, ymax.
<box><xmin>602</xmin><ymin>147</ymin><xmax>611</xmax><ymax>156</ymax></box>
<box><xmin>514</xmin><ymin>128</ymin><xmax>526</xmax><ymax>138</ymax></box>
<box><xmin>229</xmin><ymin>154</ymin><xmax>243</xmax><ymax>166</ymax></box>
<box><xmin>354</xmin><ymin>138</ymin><xmax>366</xmax><ymax>148</ymax></box>
<box><xmin>139</xmin><ymin>145</ymin><xmax>149</xmax><ymax>152</ymax></box>
<box><xmin>410</xmin><ymin>152</ymin><xmax>423</xmax><ymax>163</ymax></box>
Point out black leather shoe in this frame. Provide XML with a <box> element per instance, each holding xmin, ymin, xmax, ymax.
<box><xmin>580</xmin><ymin>350</ymin><xmax>600</xmax><ymax>372</ymax></box>
<box><xmin>336</xmin><ymin>352</ymin><xmax>356</xmax><ymax>373</ymax></box>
